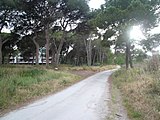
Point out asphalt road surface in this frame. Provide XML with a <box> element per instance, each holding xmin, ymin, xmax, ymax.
<box><xmin>0</xmin><ymin>70</ymin><xmax>115</xmax><ymax>120</ymax></box>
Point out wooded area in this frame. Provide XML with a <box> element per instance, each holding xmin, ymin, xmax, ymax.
<box><xmin>0</xmin><ymin>0</ymin><xmax>160</xmax><ymax>69</ymax></box>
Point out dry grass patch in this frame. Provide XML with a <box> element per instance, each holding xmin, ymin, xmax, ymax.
<box><xmin>112</xmin><ymin>68</ymin><xmax>160</xmax><ymax>120</ymax></box>
<box><xmin>0</xmin><ymin>66</ymin><xmax>81</xmax><ymax>115</ymax></box>
<box><xmin>63</xmin><ymin>65</ymin><xmax>117</xmax><ymax>71</ymax></box>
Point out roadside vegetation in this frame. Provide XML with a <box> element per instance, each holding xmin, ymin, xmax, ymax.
<box><xmin>61</xmin><ymin>65</ymin><xmax>116</xmax><ymax>71</ymax></box>
<box><xmin>0</xmin><ymin>65</ymin><xmax>81</xmax><ymax>115</ymax></box>
<box><xmin>0</xmin><ymin>65</ymin><xmax>116</xmax><ymax>115</ymax></box>
<box><xmin>0</xmin><ymin>0</ymin><xmax>160</xmax><ymax>119</ymax></box>
<box><xmin>107</xmin><ymin>77</ymin><xmax>129</xmax><ymax>120</ymax></box>
<box><xmin>111</xmin><ymin>63</ymin><xmax>160</xmax><ymax>120</ymax></box>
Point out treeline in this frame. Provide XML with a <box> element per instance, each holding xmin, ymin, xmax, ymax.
<box><xmin>0</xmin><ymin>0</ymin><xmax>160</xmax><ymax>68</ymax></box>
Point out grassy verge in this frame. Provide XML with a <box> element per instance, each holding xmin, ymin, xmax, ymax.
<box><xmin>0</xmin><ymin>65</ymin><xmax>116</xmax><ymax>115</ymax></box>
<box><xmin>106</xmin><ymin>84</ymin><xmax>121</xmax><ymax>120</ymax></box>
<box><xmin>61</xmin><ymin>65</ymin><xmax>117</xmax><ymax>71</ymax></box>
<box><xmin>0</xmin><ymin>65</ymin><xmax>81</xmax><ymax>115</ymax></box>
<box><xmin>111</xmin><ymin>68</ymin><xmax>160</xmax><ymax>120</ymax></box>
<box><xmin>107</xmin><ymin>76</ymin><xmax>129</xmax><ymax>120</ymax></box>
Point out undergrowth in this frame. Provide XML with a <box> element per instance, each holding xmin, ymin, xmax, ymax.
<box><xmin>0</xmin><ymin>64</ymin><xmax>116</xmax><ymax>115</ymax></box>
<box><xmin>63</xmin><ymin>65</ymin><xmax>117</xmax><ymax>71</ymax></box>
<box><xmin>112</xmin><ymin>68</ymin><xmax>160</xmax><ymax>120</ymax></box>
<box><xmin>0</xmin><ymin>65</ymin><xmax>81</xmax><ymax>114</ymax></box>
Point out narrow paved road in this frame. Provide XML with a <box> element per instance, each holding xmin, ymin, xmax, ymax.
<box><xmin>0</xmin><ymin>70</ymin><xmax>115</xmax><ymax>120</ymax></box>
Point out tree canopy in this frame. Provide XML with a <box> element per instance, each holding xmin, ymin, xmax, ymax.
<box><xmin>0</xmin><ymin>0</ymin><xmax>160</xmax><ymax>67</ymax></box>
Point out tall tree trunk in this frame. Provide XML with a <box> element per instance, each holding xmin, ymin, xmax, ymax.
<box><xmin>126</xmin><ymin>40</ymin><xmax>133</xmax><ymax>69</ymax></box>
<box><xmin>99</xmin><ymin>48</ymin><xmax>102</xmax><ymax>63</ymax></box>
<box><xmin>0</xmin><ymin>33</ymin><xmax>9</xmax><ymax>65</ymax></box>
<box><xmin>55</xmin><ymin>39</ymin><xmax>63</xmax><ymax>65</ymax></box>
<box><xmin>32</xmin><ymin>53</ymin><xmax>34</xmax><ymax>65</ymax></box>
<box><xmin>33</xmin><ymin>34</ymin><xmax>39</xmax><ymax>65</ymax></box>
<box><xmin>51</xmin><ymin>46</ymin><xmax>56</xmax><ymax>66</ymax></box>
<box><xmin>129</xmin><ymin>42</ymin><xmax>133</xmax><ymax>68</ymax></box>
<box><xmin>84</xmin><ymin>37</ymin><xmax>92</xmax><ymax>66</ymax></box>
<box><xmin>50</xmin><ymin>38</ymin><xmax>57</xmax><ymax>66</ymax></box>
<box><xmin>45</xmin><ymin>24</ymin><xmax>50</xmax><ymax>68</ymax></box>
<box><xmin>0</xmin><ymin>36</ymin><xmax>2</xmax><ymax>65</ymax></box>
<box><xmin>77</xmin><ymin>55</ymin><xmax>80</xmax><ymax>66</ymax></box>
<box><xmin>126</xmin><ymin>41</ymin><xmax>129</xmax><ymax>69</ymax></box>
<box><xmin>102</xmin><ymin>53</ymin><xmax>105</xmax><ymax>64</ymax></box>
<box><xmin>92</xmin><ymin>52</ymin><xmax>96</xmax><ymax>65</ymax></box>
<box><xmin>55</xmin><ymin>32</ymin><xmax>66</xmax><ymax>66</ymax></box>
<box><xmin>88</xmin><ymin>38</ymin><xmax>92</xmax><ymax>66</ymax></box>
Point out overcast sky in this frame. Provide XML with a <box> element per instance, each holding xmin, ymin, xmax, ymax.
<box><xmin>88</xmin><ymin>0</ymin><xmax>105</xmax><ymax>9</ymax></box>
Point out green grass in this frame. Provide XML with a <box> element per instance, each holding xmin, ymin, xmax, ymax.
<box><xmin>0</xmin><ymin>65</ymin><xmax>81</xmax><ymax>113</ymax></box>
<box><xmin>111</xmin><ymin>68</ymin><xmax>160</xmax><ymax>120</ymax></box>
<box><xmin>124</xmin><ymin>99</ymin><xmax>142</xmax><ymax>120</ymax></box>
<box><xmin>106</xmin><ymin>84</ymin><xmax>122</xmax><ymax>120</ymax></box>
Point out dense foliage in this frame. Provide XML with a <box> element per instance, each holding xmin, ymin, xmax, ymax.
<box><xmin>0</xmin><ymin>0</ymin><xmax>160</xmax><ymax>67</ymax></box>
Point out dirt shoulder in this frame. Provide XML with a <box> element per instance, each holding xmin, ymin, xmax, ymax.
<box><xmin>106</xmin><ymin>76</ymin><xmax>130</xmax><ymax>120</ymax></box>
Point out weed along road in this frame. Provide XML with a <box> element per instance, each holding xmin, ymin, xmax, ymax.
<box><xmin>0</xmin><ymin>70</ymin><xmax>115</xmax><ymax>120</ymax></box>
